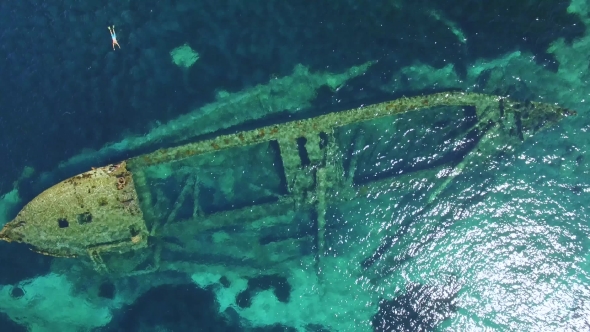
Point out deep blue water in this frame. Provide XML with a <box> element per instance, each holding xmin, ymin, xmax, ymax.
<box><xmin>0</xmin><ymin>0</ymin><xmax>589</xmax><ymax>331</ymax></box>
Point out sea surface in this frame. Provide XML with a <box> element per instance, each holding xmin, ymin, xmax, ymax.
<box><xmin>0</xmin><ymin>1</ymin><xmax>589</xmax><ymax>331</ymax></box>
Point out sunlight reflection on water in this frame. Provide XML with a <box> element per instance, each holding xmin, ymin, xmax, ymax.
<box><xmin>335</xmin><ymin>119</ymin><xmax>589</xmax><ymax>331</ymax></box>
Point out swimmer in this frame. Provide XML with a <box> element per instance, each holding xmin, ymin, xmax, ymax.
<box><xmin>108</xmin><ymin>25</ymin><xmax>121</xmax><ymax>50</ymax></box>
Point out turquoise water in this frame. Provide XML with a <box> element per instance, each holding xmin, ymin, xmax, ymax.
<box><xmin>294</xmin><ymin>105</ymin><xmax>586</xmax><ymax>331</ymax></box>
<box><xmin>0</xmin><ymin>0</ymin><xmax>589</xmax><ymax>331</ymax></box>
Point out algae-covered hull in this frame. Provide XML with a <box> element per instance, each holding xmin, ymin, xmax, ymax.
<box><xmin>0</xmin><ymin>92</ymin><xmax>575</xmax><ymax>275</ymax></box>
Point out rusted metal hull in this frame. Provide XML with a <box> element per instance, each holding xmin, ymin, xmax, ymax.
<box><xmin>0</xmin><ymin>92</ymin><xmax>574</xmax><ymax>275</ymax></box>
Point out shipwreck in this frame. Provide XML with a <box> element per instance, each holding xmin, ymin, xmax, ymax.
<box><xmin>0</xmin><ymin>91</ymin><xmax>575</xmax><ymax>277</ymax></box>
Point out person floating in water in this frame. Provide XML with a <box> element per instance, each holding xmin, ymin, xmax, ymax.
<box><xmin>108</xmin><ymin>25</ymin><xmax>121</xmax><ymax>50</ymax></box>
